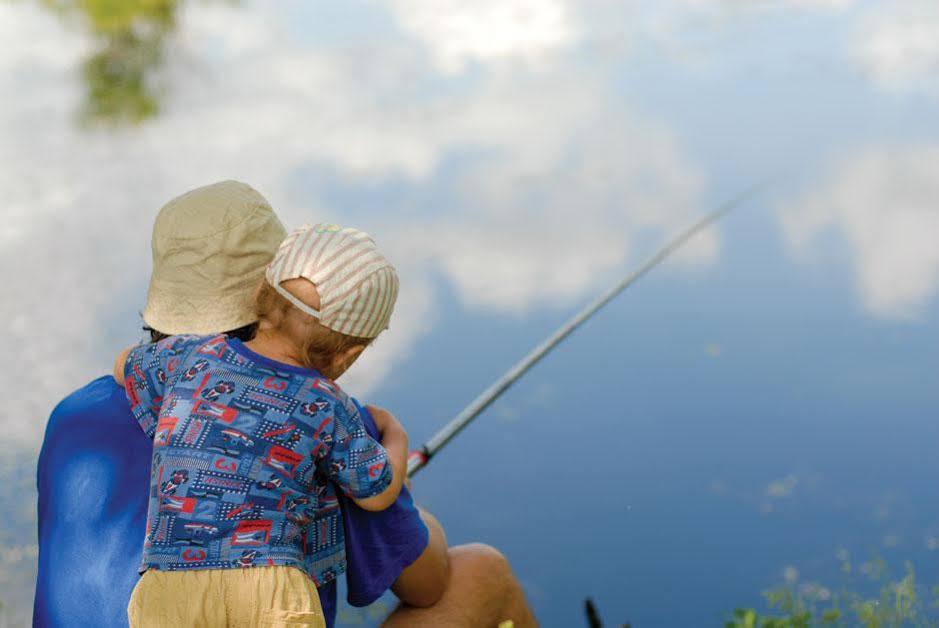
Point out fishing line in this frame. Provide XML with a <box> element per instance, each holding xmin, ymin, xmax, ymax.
<box><xmin>407</xmin><ymin>185</ymin><xmax>762</xmax><ymax>477</ymax></box>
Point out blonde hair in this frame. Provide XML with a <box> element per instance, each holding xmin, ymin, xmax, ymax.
<box><xmin>254</xmin><ymin>281</ymin><xmax>371</xmax><ymax>374</ymax></box>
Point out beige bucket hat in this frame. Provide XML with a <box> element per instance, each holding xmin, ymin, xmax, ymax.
<box><xmin>143</xmin><ymin>180</ymin><xmax>287</xmax><ymax>335</ymax></box>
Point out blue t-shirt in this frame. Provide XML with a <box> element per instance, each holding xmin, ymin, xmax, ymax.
<box><xmin>35</xmin><ymin>355</ymin><xmax>428</xmax><ymax>627</ymax></box>
<box><xmin>34</xmin><ymin>375</ymin><xmax>151</xmax><ymax>627</ymax></box>
<box><xmin>124</xmin><ymin>334</ymin><xmax>392</xmax><ymax>584</ymax></box>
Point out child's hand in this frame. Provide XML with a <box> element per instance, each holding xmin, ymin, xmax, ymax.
<box><xmin>367</xmin><ymin>405</ymin><xmax>406</xmax><ymax>440</ymax></box>
<box><xmin>113</xmin><ymin>346</ymin><xmax>133</xmax><ymax>386</ymax></box>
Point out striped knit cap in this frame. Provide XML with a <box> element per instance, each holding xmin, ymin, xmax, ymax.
<box><xmin>265</xmin><ymin>223</ymin><xmax>399</xmax><ymax>339</ymax></box>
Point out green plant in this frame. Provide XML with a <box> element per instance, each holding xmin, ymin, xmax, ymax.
<box><xmin>728</xmin><ymin>559</ymin><xmax>939</xmax><ymax>627</ymax></box>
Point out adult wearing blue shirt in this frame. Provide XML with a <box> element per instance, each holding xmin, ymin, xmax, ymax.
<box><xmin>34</xmin><ymin>180</ymin><xmax>535</xmax><ymax>627</ymax></box>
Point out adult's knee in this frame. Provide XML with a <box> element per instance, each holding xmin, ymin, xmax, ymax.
<box><xmin>447</xmin><ymin>544</ymin><xmax>533</xmax><ymax>626</ymax></box>
<box><xmin>462</xmin><ymin>543</ymin><xmax>508</xmax><ymax>566</ymax></box>
<box><xmin>451</xmin><ymin>543</ymin><xmax>513</xmax><ymax>583</ymax></box>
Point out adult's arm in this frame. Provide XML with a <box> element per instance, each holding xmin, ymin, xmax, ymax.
<box><xmin>390</xmin><ymin>507</ymin><xmax>450</xmax><ymax>608</ymax></box>
<box><xmin>357</xmin><ymin>405</ymin><xmax>449</xmax><ymax>606</ymax></box>
<box><xmin>340</xmin><ymin>402</ymin><xmax>434</xmax><ymax>608</ymax></box>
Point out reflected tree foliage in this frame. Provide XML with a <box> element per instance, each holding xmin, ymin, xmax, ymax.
<box><xmin>40</xmin><ymin>0</ymin><xmax>178</xmax><ymax>124</ymax></box>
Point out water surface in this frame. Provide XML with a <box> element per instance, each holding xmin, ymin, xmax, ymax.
<box><xmin>2</xmin><ymin>1</ymin><xmax>938</xmax><ymax>625</ymax></box>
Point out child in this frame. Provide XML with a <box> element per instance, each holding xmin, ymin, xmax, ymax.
<box><xmin>117</xmin><ymin>223</ymin><xmax>407</xmax><ymax>628</ymax></box>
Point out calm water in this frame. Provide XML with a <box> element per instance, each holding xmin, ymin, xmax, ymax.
<box><xmin>2</xmin><ymin>1</ymin><xmax>938</xmax><ymax>626</ymax></box>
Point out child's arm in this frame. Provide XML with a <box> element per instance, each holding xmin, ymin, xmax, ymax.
<box><xmin>119</xmin><ymin>335</ymin><xmax>203</xmax><ymax>439</ymax></box>
<box><xmin>352</xmin><ymin>406</ymin><xmax>408</xmax><ymax>512</ymax></box>
<box><xmin>322</xmin><ymin>401</ymin><xmax>409</xmax><ymax>512</ymax></box>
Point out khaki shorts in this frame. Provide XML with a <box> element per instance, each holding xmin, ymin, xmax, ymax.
<box><xmin>127</xmin><ymin>566</ymin><xmax>326</xmax><ymax>628</ymax></box>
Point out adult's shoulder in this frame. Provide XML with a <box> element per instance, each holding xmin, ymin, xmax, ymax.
<box><xmin>38</xmin><ymin>375</ymin><xmax>132</xmax><ymax>488</ymax></box>
<box><xmin>37</xmin><ymin>375</ymin><xmax>151</xmax><ymax>536</ymax></box>
<box><xmin>44</xmin><ymin>375</ymin><xmax>127</xmax><ymax>437</ymax></box>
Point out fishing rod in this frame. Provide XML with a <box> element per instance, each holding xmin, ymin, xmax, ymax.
<box><xmin>406</xmin><ymin>186</ymin><xmax>760</xmax><ymax>477</ymax></box>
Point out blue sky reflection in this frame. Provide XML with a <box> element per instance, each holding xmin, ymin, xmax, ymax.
<box><xmin>1</xmin><ymin>0</ymin><xmax>938</xmax><ymax>624</ymax></box>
